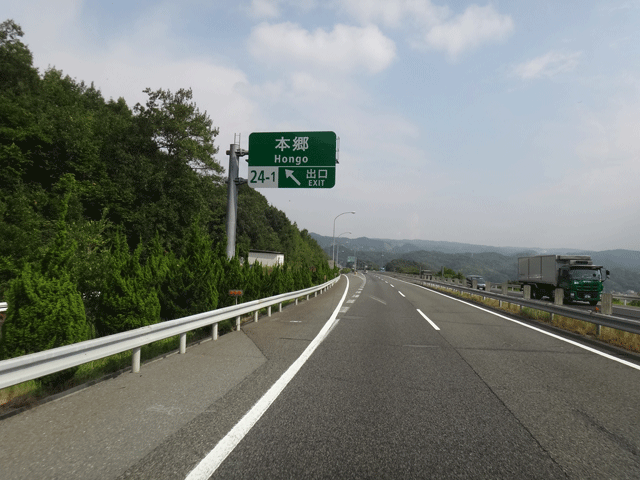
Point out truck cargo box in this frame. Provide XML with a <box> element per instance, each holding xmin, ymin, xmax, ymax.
<box><xmin>518</xmin><ymin>255</ymin><xmax>597</xmax><ymax>286</ymax></box>
<box><xmin>518</xmin><ymin>255</ymin><xmax>560</xmax><ymax>284</ymax></box>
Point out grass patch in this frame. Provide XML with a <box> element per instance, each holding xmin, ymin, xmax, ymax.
<box><xmin>613</xmin><ymin>298</ymin><xmax>640</xmax><ymax>308</ymax></box>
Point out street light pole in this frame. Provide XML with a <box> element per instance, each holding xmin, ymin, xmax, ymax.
<box><xmin>332</xmin><ymin>211</ymin><xmax>355</xmax><ymax>267</ymax></box>
<box><xmin>336</xmin><ymin>231</ymin><xmax>351</xmax><ymax>268</ymax></box>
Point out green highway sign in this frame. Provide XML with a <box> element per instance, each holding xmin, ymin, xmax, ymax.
<box><xmin>248</xmin><ymin>131</ymin><xmax>337</xmax><ymax>189</ymax></box>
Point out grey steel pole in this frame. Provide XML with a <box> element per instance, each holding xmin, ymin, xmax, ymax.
<box><xmin>226</xmin><ymin>144</ymin><xmax>239</xmax><ymax>259</ymax></box>
<box><xmin>332</xmin><ymin>211</ymin><xmax>355</xmax><ymax>267</ymax></box>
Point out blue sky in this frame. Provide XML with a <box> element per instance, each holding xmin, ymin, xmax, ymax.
<box><xmin>4</xmin><ymin>0</ymin><xmax>640</xmax><ymax>251</ymax></box>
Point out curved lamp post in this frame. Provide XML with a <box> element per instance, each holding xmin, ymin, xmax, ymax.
<box><xmin>332</xmin><ymin>211</ymin><xmax>355</xmax><ymax>266</ymax></box>
<box><xmin>336</xmin><ymin>231</ymin><xmax>351</xmax><ymax>268</ymax></box>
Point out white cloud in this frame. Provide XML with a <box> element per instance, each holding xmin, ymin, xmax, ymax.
<box><xmin>247</xmin><ymin>22</ymin><xmax>396</xmax><ymax>74</ymax></box>
<box><xmin>423</xmin><ymin>4</ymin><xmax>514</xmax><ymax>58</ymax></box>
<box><xmin>338</xmin><ymin>1</ymin><xmax>514</xmax><ymax>59</ymax></box>
<box><xmin>245</xmin><ymin>0</ymin><xmax>322</xmax><ymax>19</ymax></box>
<box><xmin>246</xmin><ymin>0</ymin><xmax>281</xmax><ymax>19</ymax></box>
<box><xmin>337</xmin><ymin>0</ymin><xmax>449</xmax><ymax>29</ymax></box>
<box><xmin>512</xmin><ymin>51</ymin><xmax>582</xmax><ymax>80</ymax></box>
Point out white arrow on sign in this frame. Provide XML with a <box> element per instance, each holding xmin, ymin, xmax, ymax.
<box><xmin>285</xmin><ymin>169</ymin><xmax>301</xmax><ymax>186</ymax></box>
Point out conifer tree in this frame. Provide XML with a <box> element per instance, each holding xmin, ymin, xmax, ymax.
<box><xmin>95</xmin><ymin>232</ymin><xmax>160</xmax><ymax>336</ymax></box>
<box><xmin>267</xmin><ymin>265</ymin><xmax>284</xmax><ymax>297</ymax></box>
<box><xmin>0</xmin><ymin>186</ymin><xmax>89</xmax><ymax>359</ymax></box>
<box><xmin>0</xmin><ymin>263</ymin><xmax>88</xmax><ymax>359</ymax></box>
<box><xmin>159</xmin><ymin>221</ymin><xmax>220</xmax><ymax>319</ymax></box>
<box><xmin>219</xmin><ymin>254</ymin><xmax>243</xmax><ymax>307</ymax></box>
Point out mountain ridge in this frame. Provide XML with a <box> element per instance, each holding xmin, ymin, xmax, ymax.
<box><xmin>311</xmin><ymin>233</ymin><xmax>640</xmax><ymax>294</ymax></box>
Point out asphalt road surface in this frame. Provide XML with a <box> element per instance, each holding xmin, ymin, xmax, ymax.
<box><xmin>1</xmin><ymin>273</ymin><xmax>639</xmax><ymax>479</ymax></box>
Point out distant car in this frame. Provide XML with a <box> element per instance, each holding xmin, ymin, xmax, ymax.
<box><xmin>466</xmin><ymin>275</ymin><xmax>486</xmax><ymax>290</ymax></box>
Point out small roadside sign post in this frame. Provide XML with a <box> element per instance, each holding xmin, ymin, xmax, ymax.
<box><xmin>229</xmin><ymin>290</ymin><xmax>244</xmax><ymax>331</ymax></box>
<box><xmin>248</xmin><ymin>131</ymin><xmax>337</xmax><ymax>189</ymax></box>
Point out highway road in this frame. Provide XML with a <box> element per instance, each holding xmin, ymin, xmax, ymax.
<box><xmin>2</xmin><ymin>273</ymin><xmax>639</xmax><ymax>479</ymax></box>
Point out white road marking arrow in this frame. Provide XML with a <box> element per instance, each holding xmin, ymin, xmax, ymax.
<box><xmin>285</xmin><ymin>169</ymin><xmax>301</xmax><ymax>185</ymax></box>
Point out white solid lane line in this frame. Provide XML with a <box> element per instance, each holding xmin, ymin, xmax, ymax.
<box><xmin>185</xmin><ymin>275</ymin><xmax>351</xmax><ymax>480</ymax></box>
<box><xmin>394</xmin><ymin>277</ymin><xmax>640</xmax><ymax>371</ymax></box>
<box><xmin>417</xmin><ymin>309</ymin><xmax>440</xmax><ymax>331</ymax></box>
<box><xmin>398</xmin><ymin>291</ymin><xmax>405</xmax><ymax>297</ymax></box>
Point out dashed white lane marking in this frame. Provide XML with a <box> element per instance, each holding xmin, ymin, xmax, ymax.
<box><xmin>417</xmin><ymin>309</ymin><xmax>440</xmax><ymax>331</ymax></box>
<box><xmin>185</xmin><ymin>276</ymin><xmax>351</xmax><ymax>480</ymax></box>
<box><xmin>398</xmin><ymin>291</ymin><xmax>405</xmax><ymax>297</ymax></box>
<box><xmin>346</xmin><ymin>299</ymin><xmax>355</xmax><ymax>304</ymax></box>
<box><xmin>390</xmin><ymin>284</ymin><xmax>395</xmax><ymax>288</ymax></box>
<box><xmin>339</xmin><ymin>307</ymin><xmax>350</xmax><ymax>314</ymax></box>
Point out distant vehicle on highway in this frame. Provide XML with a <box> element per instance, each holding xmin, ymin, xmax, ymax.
<box><xmin>466</xmin><ymin>275</ymin><xmax>486</xmax><ymax>290</ymax></box>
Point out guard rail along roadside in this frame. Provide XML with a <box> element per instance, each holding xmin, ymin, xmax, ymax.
<box><xmin>382</xmin><ymin>272</ymin><xmax>640</xmax><ymax>337</ymax></box>
<box><xmin>484</xmin><ymin>285</ymin><xmax>638</xmax><ymax>305</ymax></box>
<box><xmin>0</xmin><ymin>277</ymin><xmax>340</xmax><ymax>390</ymax></box>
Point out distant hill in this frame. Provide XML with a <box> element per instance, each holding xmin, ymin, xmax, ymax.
<box><xmin>310</xmin><ymin>233</ymin><xmax>592</xmax><ymax>257</ymax></box>
<box><xmin>311</xmin><ymin>234</ymin><xmax>640</xmax><ymax>294</ymax></box>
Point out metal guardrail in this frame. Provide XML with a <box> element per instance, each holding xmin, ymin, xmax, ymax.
<box><xmin>381</xmin><ymin>273</ymin><xmax>640</xmax><ymax>336</ymax></box>
<box><xmin>0</xmin><ymin>302</ymin><xmax>7</xmax><ymax>313</ymax></box>
<box><xmin>479</xmin><ymin>284</ymin><xmax>638</xmax><ymax>305</ymax></box>
<box><xmin>614</xmin><ymin>294</ymin><xmax>640</xmax><ymax>305</ymax></box>
<box><xmin>0</xmin><ymin>277</ymin><xmax>340</xmax><ymax>390</ymax></box>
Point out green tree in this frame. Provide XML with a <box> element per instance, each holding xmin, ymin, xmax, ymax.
<box><xmin>95</xmin><ymin>232</ymin><xmax>160</xmax><ymax>336</ymax></box>
<box><xmin>0</xmin><ymin>190</ymin><xmax>89</xmax><ymax>360</ymax></box>
<box><xmin>0</xmin><ymin>264</ymin><xmax>87</xmax><ymax>359</ymax></box>
<box><xmin>159</xmin><ymin>221</ymin><xmax>221</xmax><ymax>320</ymax></box>
<box><xmin>219</xmin><ymin>255</ymin><xmax>244</xmax><ymax>308</ymax></box>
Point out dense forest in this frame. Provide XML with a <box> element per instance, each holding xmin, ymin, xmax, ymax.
<box><xmin>0</xmin><ymin>20</ymin><xmax>334</xmax><ymax>360</ymax></box>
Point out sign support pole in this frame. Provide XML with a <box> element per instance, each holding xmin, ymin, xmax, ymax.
<box><xmin>226</xmin><ymin>144</ymin><xmax>239</xmax><ymax>259</ymax></box>
<box><xmin>225</xmin><ymin>142</ymin><xmax>248</xmax><ymax>259</ymax></box>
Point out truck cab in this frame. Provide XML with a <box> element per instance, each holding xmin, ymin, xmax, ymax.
<box><xmin>559</xmin><ymin>265</ymin><xmax>608</xmax><ymax>305</ymax></box>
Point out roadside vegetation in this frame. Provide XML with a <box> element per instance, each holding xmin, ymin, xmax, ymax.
<box><xmin>0</xmin><ymin>20</ymin><xmax>337</xmax><ymax>411</ymax></box>
<box><xmin>613</xmin><ymin>298</ymin><xmax>640</xmax><ymax>308</ymax></box>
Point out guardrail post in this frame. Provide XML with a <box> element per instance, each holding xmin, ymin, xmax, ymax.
<box><xmin>268</xmin><ymin>305</ymin><xmax>272</xmax><ymax>317</ymax></box>
<box><xmin>601</xmin><ymin>293</ymin><xmax>613</xmax><ymax>315</ymax></box>
<box><xmin>306</xmin><ymin>294</ymin><xmax>310</xmax><ymax>300</ymax></box>
<box><xmin>212</xmin><ymin>323</ymin><xmax>218</xmax><ymax>341</ymax></box>
<box><xmin>315</xmin><ymin>291</ymin><xmax>318</xmax><ymax>297</ymax></box>
<box><xmin>180</xmin><ymin>333</ymin><xmax>187</xmax><ymax>354</ymax></box>
<box><xmin>554</xmin><ymin>288</ymin><xmax>564</xmax><ymax>306</ymax></box>
<box><xmin>279</xmin><ymin>302</ymin><xmax>282</xmax><ymax>312</ymax></box>
<box><xmin>132</xmin><ymin>347</ymin><xmax>141</xmax><ymax>373</ymax></box>
<box><xmin>236</xmin><ymin>316</ymin><xmax>241</xmax><ymax>331</ymax></box>
<box><xmin>254</xmin><ymin>311</ymin><xmax>259</xmax><ymax>322</ymax></box>
<box><xmin>295</xmin><ymin>298</ymin><xmax>299</xmax><ymax>305</ymax></box>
